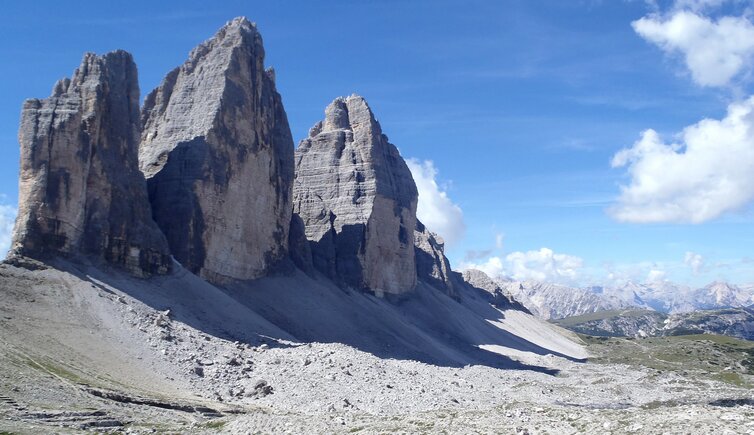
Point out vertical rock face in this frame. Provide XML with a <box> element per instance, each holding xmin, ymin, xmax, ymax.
<box><xmin>139</xmin><ymin>17</ymin><xmax>294</xmax><ymax>284</ymax></box>
<box><xmin>294</xmin><ymin>95</ymin><xmax>418</xmax><ymax>295</ymax></box>
<box><xmin>11</xmin><ymin>51</ymin><xmax>171</xmax><ymax>276</ymax></box>
<box><xmin>414</xmin><ymin>220</ymin><xmax>456</xmax><ymax>297</ymax></box>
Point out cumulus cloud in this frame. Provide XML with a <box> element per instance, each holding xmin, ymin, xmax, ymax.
<box><xmin>0</xmin><ymin>203</ymin><xmax>17</xmax><ymax>260</ymax></box>
<box><xmin>506</xmin><ymin>248</ymin><xmax>584</xmax><ymax>283</ymax></box>
<box><xmin>407</xmin><ymin>159</ymin><xmax>466</xmax><ymax>247</ymax></box>
<box><xmin>462</xmin><ymin>248</ymin><xmax>585</xmax><ymax>285</ymax></box>
<box><xmin>684</xmin><ymin>251</ymin><xmax>705</xmax><ymax>274</ymax></box>
<box><xmin>610</xmin><ymin>96</ymin><xmax>754</xmax><ymax>223</ymax></box>
<box><xmin>463</xmin><ymin>256</ymin><xmax>506</xmax><ymax>280</ymax></box>
<box><xmin>646</xmin><ymin>269</ymin><xmax>667</xmax><ymax>282</ymax></box>
<box><xmin>633</xmin><ymin>9</ymin><xmax>754</xmax><ymax>87</ymax></box>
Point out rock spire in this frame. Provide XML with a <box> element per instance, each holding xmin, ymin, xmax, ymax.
<box><xmin>11</xmin><ymin>50</ymin><xmax>171</xmax><ymax>276</ymax></box>
<box><xmin>139</xmin><ymin>17</ymin><xmax>295</xmax><ymax>284</ymax></box>
<box><xmin>293</xmin><ymin>95</ymin><xmax>418</xmax><ymax>295</ymax></box>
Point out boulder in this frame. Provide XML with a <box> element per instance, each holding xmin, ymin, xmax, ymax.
<box><xmin>11</xmin><ymin>50</ymin><xmax>171</xmax><ymax>277</ymax></box>
<box><xmin>139</xmin><ymin>17</ymin><xmax>294</xmax><ymax>284</ymax></box>
<box><xmin>293</xmin><ymin>95</ymin><xmax>417</xmax><ymax>295</ymax></box>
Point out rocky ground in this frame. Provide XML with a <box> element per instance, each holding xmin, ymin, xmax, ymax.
<box><xmin>1</xmin><ymin>261</ymin><xmax>753</xmax><ymax>434</ymax></box>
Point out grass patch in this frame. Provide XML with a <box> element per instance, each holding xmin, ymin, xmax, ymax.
<box><xmin>203</xmin><ymin>420</ymin><xmax>227</xmax><ymax>430</ymax></box>
<box><xmin>584</xmin><ymin>334</ymin><xmax>754</xmax><ymax>387</ymax></box>
<box><xmin>22</xmin><ymin>356</ymin><xmax>88</xmax><ymax>385</ymax></box>
<box><xmin>553</xmin><ymin>309</ymin><xmax>663</xmax><ymax>327</ymax></box>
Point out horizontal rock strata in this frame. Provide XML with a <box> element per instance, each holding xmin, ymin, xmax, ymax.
<box><xmin>293</xmin><ymin>95</ymin><xmax>418</xmax><ymax>295</ymax></box>
<box><xmin>139</xmin><ymin>17</ymin><xmax>294</xmax><ymax>284</ymax></box>
<box><xmin>11</xmin><ymin>50</ymin><xmax>171</xmax><ymax>276</ymax></box>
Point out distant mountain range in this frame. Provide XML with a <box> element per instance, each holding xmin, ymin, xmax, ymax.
<box><xmin>485</xmin><ymin>276</ymin><xmax>754</xmax><ymax>341</ymax></box>
<box><xmin>550</xmin><ymin>307</ymin><xmax>754</xmax><ymax>341</ymax></box>
<box><xmin>499</xmin><ymin>279</ymin><xmax>754</xmax><ymax>320</ymax></box>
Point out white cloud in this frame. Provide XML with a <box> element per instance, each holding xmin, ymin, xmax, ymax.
<box><xmin>672</xmin><ymin>0</ymin><xmax>741</xmax><ymax>12</ymax></box>
<box><xmin>633</xmin><ymin>10</ymin><xmax>754</xmax><ymax>87</ymax></box>
<box><xmin>463</xmin><ymin>256</ymin><xmax>506</xmax><ymax>280</ymax></box>
<box><xmin>506</xmin><ymin>248</ymin><xmax>584</xmax><ymax>283</ymax></box>
<box><xmin>461</xmin><ymin>247</ymin><xmax>585</xmax><ymax>285</ymax></box>
<box><xmin>610</xmin><ymin>96</ymin><xmax>754</xmax><ymax>223</ymax></box>
<box><xmin>684</xmin><ymin>251</ymin><xmax>705</xmax><ymax>274</ymax></box>
<box><xmin>647</xmin><ymin>269</ymin><xmax>667</xmax><ymax>282</ymax></box>
<box><xmin>407</xmin><ymin>159</ymin><xmax>466</xmax><ymax>247</ymax></box>
<box><xmin>0</xmin><ymin>203</ymin><xmax>17</xmax><ymax>260</ymax></box>
<box><xmin>495</xmin><ymin>232</ymin><xmax>505</xmax><ymax>250</ymax></box>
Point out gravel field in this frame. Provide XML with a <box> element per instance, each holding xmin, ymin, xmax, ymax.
<box><xmin>0</xmin><ymin>260</ymin><xmax>752</xmax><ymax>434</ymax></box>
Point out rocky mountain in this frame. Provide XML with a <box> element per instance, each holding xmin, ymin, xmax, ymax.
<box><xmin>3</xmin><ymin>16</ymin><xmax>754</xmax><ymax>434</ymax></box>
<box><xmin>502</xmin><ymin>281</ymin><xmax>632</xmax><ymax>320</ymax></box>
<box><xmin>691</xmin><ymin>282</ymin><xmax>754</xmax><ymax>310</ymax></box>
<box><xmin>292</xmin><ymin>95</ymin><xmax>418</xmax><ymax>295</ymax></box>
<box><xmin>139</xmin><ymin>17</ymin><xmax>294</xmax><ymax>284</ymax></box>
<box><xmin>10</xmin><ymin>50</ymin><xmax>171</xmax><ymax>277</ymax></box>
<box><xmin>663</xmin><ymin>308</ymin><xmax>754</xmax><ymax>340</ymax></box>
<box><xmin>462</xmin><ymin>269</ymin><xmax>528</xmax><ymax>311</ymax></box>
<box><xmin>607</xmin><ymin>281</ymin><xmax>694</xmax><ymax>313</ymax></box>
<box><xmin>414</xmin><ymin>220</ymin><xmax>456</xmax><ymax>297</ymax></box>
<box><xmin>493</xmin><ymin>275</ymin><xmax>754</xmax><ymax>323</ymax></box>
<box><xmin>553</xmin><ymin>307</ymin><xmax>754</xmax><ymax>341</ymax></box>
<box><xmin>552</xmin><ymin>309</ymin><xmax>667</xmax><ymax>338</ymax></box>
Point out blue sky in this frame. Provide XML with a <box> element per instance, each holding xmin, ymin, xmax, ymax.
<box><xmin>1</xmin><ymin>0</ymin><xmax>753</xmax><ymax>287</ymax></box>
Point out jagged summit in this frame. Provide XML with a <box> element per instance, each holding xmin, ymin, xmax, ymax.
<box><xmin>180</xmin><ymin>17</ymin><xmax>262</xmax><ymax>78</ymax></box>
<box><xmin>11</xmin><ymin>50</ymin><xmax>171</xmax><ymax>277</ymax></box>
<box><xmin>462</xmin><ymin>269</ymin><xmax>525</xmax><ymax>311</ymax></box>
<box><xmin>294</xmin><ymin>95</ymin><xmax>418</xmax><ymax>295</ymax></box>
<box><xmin>139</xmin><ymin>17</ymin><xmax>270</xmax><ymax>177</ymax></box>
<box><xmin>139</xmin><ymin>17</ymin><xmax>294</xmax><ymax>284</ymax></box>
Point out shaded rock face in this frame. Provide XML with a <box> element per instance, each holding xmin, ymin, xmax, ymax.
<box><xmin>139</xmin><ymin>17</ymin><xmax>294</xmax><ymax>284</ymax></box>
<box><xmin>461</xmin><ymin>269</ymin><xmax>528</xmax><ymax>312</ymax></box>
<box><xmin>293</xmin><ymin>95</ymin><xmax>418</xmax><ymax>295</ymax></box>
<box><xmin>414</xmin><ymin>220</ymin><xmax>455</xmax><ymax>297</ymax></box>
<box><xmin>288</xmin><ymin>213</ymin><xmax>314</xmax><ymax>276</ymax></box>
<box><xmin>11</xmin><ymin>51</ymin><xmax>171</xmax><ymax>277</ymax></box>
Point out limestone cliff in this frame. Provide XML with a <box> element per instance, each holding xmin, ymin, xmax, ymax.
<box><xmin>414</xmin><ymin>220</ymin><xmax>456</xmax><ymax>297</ymax></box>
<box><xmin>11</xmin><ymin>51</ymin><xmax>171</xmax><ymax>276</ymax></box>
<box><xmin>293</xmin><ymin>95</ymin><xmax>418</xmax><ymax>295</ymax></box>
<box><xmin>139</xmin><ymin>17</ymin><xmax>294</xmax><ymax>284</ymax></box>
<box><xmin>462</xmin><ymin>269</ymin><xmax>528</xmax><ymax>312</ymax></box>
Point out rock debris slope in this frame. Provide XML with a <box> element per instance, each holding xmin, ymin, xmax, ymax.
<box><xmin>293</xmin><ymin>95</ymin><xmax>418</xmax><ymax>295</ymax></box>
<box><xmin>139</xmin><ymin>17</ymin><xmax>294</xmax><ymax>284</ymax></box>
<box><xmin>10</xmin><ymin>50</ymin><xmax>171</xmax><ymax>277</ymax></box>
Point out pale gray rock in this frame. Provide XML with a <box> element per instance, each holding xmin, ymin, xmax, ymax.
<box><xmin>293</xmin><ymin>95</ymin><xmax>417</xmax><ymax>295</ymax></box>
<box><xmin>10</xmin><ymin>50</ymin><xmax>171</xmax><ymax>277</ymax></box>
<box><xmin>461</xmin><ymin>269</ymin><xmax>527</xmax><ymax>312</ymax></box>
<box><xmin>139</xmin><ymin>17</ymin><xmax>294</xmax><ymax>284</ymax></box>
<box><xmin>414</xmin><ymin>220</ymin><xmax>455</xmax><ymax>297</ymax></box>
<box><xmin>504</xmin><ymin>281</ymin><xmax>632</xmax><ymax>320</ymax></box>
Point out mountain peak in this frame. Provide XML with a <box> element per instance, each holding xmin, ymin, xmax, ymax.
<box><xmin>138</xmin><ymin>17</ymin><xmax>294</xmax><ymax>284</ymax></box>
<box><xmin>293</xmin><ymin>95</ymin><xmax>418</xmax><ymax>295</ymax></box>
<box><xmin>319</xmin><ymin>94</ymin><xmax>378</xmax><ymax>135</ymax></box>
<box><xmin>12</xmin><ymin>50</ymin><xmax>171</xmax><ymax>277</ymax></box>
<box><xmin>184</xmin><ymin>16</ymin><xmax>263</xmax><ymax>72</ymax></box>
